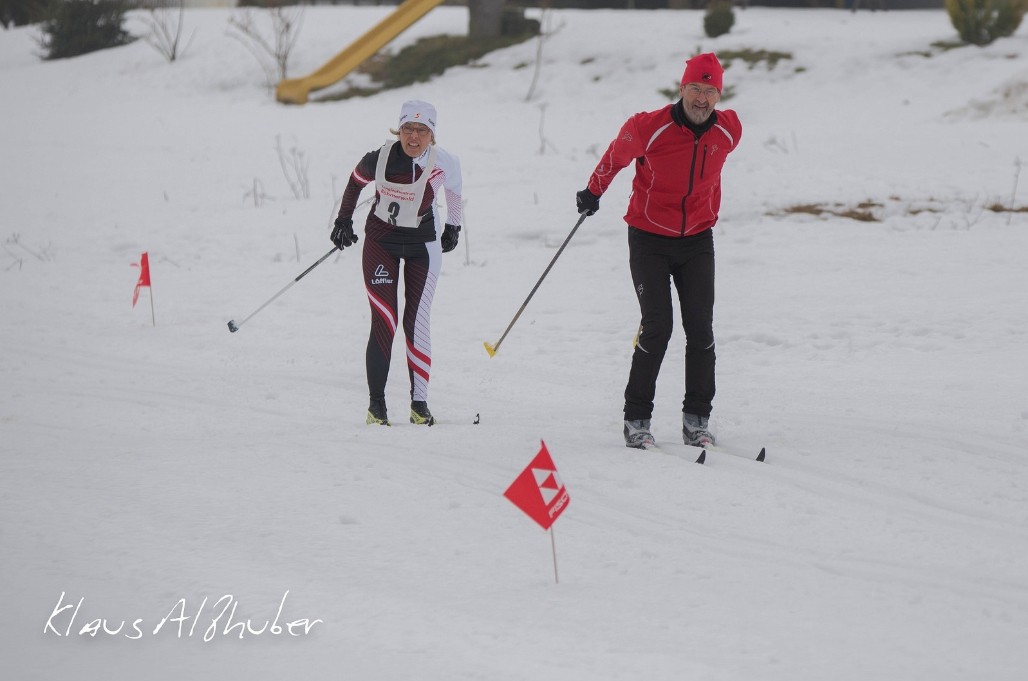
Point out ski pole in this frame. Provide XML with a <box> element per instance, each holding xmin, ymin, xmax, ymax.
<box><xmin>227</xmin><ymin>246</ymin><xmax>339</xmax><ymax>333</ymax></box>
<box><xmin>484</xmin><ymin>213</ymin><xmax>588</xmax><ymax>357</ymax></box>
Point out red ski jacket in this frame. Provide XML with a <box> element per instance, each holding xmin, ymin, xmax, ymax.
<box><xmin>587</xmin><ymin>104</ymin><xmax>742</xmax><ymax>237</ymax></box>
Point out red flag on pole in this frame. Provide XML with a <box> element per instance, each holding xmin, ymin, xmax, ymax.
<box><xmin>504</xmin><ymin>440</ymin><xmax>570</xmax><ymax>531</ymax></box>
<box><xmin>132</xmin><ymin>252</ymin><xmax>151</xmax><ymax>308</ymax></box>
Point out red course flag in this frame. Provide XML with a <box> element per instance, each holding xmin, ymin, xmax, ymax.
<box><xmin>504</xmin><ymin>440</ymin><xmax>570</xmax><ymax>530</ymax></box>
<box><xmin>132</xmin><ymin>252</ymin><xmax>151</xmax><ymax>308</ymax></box>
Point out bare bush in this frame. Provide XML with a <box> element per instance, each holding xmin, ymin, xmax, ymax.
<box><xmin>524</xmin><ymin>3</ymin><xmax>564</xmax><ymax>103</ymax></box>
<box><xmin>276</xmin><ymin>135</ymin><xmax>309</xmax><ymax>200</ymax></box>
<box><xmin>138</xmin><ymin>0</ymin><xmax>195</xmax><ymax>63</ymax></box>
<box><xmin>4</xmin><ymin>233</ymin><xmax>55</xmax><ymax>270</ymax></box>
<box><xmin>228</xmin><ymin>6</ymin><xmax>304</xmax><ymax>90</ymax></box>
<box><xmin>243</xmin><ymin>178</ymin><xmax>267</xmax><ymax>207</ymax></box>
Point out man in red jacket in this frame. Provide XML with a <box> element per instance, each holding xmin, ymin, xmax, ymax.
<box><xmin>576</xmin><ymin>52</ymin><xmax>742</xmax><ymax>450</ymax></box>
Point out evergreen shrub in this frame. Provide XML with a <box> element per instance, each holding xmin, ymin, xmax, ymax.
<box><xmin>2</xmin><ymin>0</ymin><xmax>46</xmax><ymax>28</ymax></box>
<box><xmin>945</xmin><ymin>0</ymin><xmax>1026</xmax><ymax>46</ymax></box>
<box><xmin>704</xmin><ymin>1</ymin><xmax>735</xmax><ymax>39</ymax></box>
<box><xmin>37</xmin><ymin>0</ymin><xmax>132</xmax><ymax>60</ymax></box>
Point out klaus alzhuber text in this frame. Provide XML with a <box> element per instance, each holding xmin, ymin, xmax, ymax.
<box><xmin>43</xmin><ymin>590</ymin><xmax>322</xmax><ymax>641</ymax></box>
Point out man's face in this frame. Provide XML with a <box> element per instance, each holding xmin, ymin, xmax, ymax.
<box><xmin>680</xmin><ymin>83</ymin><xmax>721</xmax><ymax>125</ymax></box>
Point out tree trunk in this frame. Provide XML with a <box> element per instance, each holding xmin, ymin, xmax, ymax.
<box><xmin>467</xmin><ymin>0</ymin><xmax>506</xmax><ymax>39</ymax></box>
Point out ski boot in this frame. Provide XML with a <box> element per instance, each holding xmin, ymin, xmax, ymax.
<box><xmin>682</xmin><ymin>413</ymin><xmax>714</xmax><ymax>447</ymax></box>
<box><xmin>366</xmin><ymin>398</ymin><xmax>390</xmax><ymax>426</ymax></box>
<box><xmin>410</xmin><ymin>401</ymin><xmax>435</xmax><ymax>426</ymax></box>
<box><xmin>624</xmin><ymin>419</ymin><xmax>655</xmax><ymax>449</ymax></box>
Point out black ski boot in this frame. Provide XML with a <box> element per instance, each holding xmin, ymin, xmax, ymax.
<box><xmin>367</xmin><ymin>398</ymin><xmax>389</xmax><ymax>426</ymax></box>
<box><xmin>410</xmin><ymin>401</ymin><xmax>435</xmax><ymax>426</ymax></box>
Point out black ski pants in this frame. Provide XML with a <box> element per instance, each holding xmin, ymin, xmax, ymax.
<box><xmin>624</xmin><ymin>227</ymin><xmax>716</xmax><ymax>421</ymax></box>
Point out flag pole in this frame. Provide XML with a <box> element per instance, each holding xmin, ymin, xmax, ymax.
<box><xmin>149</xmin><ymin>287</ymin><xmax>156</xmax><ymax>327</ymax></box>
<box><xmin>550</xmin><ymin>527</ymin><xmax>559</xmax><ymax>584</ymax></box>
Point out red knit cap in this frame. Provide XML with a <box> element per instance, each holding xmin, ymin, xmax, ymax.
<box><xmin>681</xmin><ymin>52</ymin><xmax>724</xmax><ymax>92</ymax></box>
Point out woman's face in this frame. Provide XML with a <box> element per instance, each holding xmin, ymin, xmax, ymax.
<box><xmin>399</xmin><ymin>123</ymin><xmax>433</xmax><ymax>157</ymax></box>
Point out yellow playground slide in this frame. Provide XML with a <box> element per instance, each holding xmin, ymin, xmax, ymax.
<box><xmin>276</xmin><ymin>0</ymin><xmax>447</xmax><ymax>105</ymax></box>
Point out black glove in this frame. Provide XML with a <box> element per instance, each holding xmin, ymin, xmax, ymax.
<box><xmin>576</xmin><ymin>188</ymin><xmax>600</xmax><ymax>216</ymax></box>
<box><xmin>331</xmin><ymin>217</ymin><xmax>358</xmax><ymax>249</ymax></box>
<box><xmin>441</xmin><ymin>223</ymin><xmax>461</xmax><ymax>253</ymax></box>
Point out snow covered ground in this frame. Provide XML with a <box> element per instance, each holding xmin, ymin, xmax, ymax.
<box><xmin>2</xmin><ymin>6</ymin><xmax>1027</xmax><ymax>680</ymax></box>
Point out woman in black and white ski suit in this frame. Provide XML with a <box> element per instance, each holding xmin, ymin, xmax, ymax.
<box><xmin>331</xmin><ymin>100</ymin><xmax>463</xmax><ymax>427</ymax></box>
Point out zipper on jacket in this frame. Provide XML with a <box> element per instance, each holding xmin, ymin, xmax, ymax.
<box><xmin>680</xmin><ymin>136</ymin><xmax>700</xmax><ymax>236</ymax></box>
